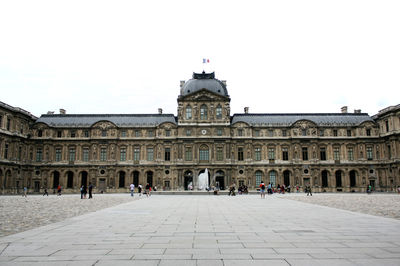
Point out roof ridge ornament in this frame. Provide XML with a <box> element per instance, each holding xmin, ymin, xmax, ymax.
<box><xmin>193</xmin><ymin>72</ymin><xmax>215</xmax><ymax>80</ymax></box>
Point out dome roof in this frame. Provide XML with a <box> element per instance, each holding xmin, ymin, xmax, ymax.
<box><xmin>180</xmin><ymin>72</ymin><xmax>229</xmax><ymax>97</ymax></box>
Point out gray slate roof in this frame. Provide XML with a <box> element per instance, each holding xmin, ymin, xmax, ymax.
<box><xmin>36</xmin><ymin>114</ymin><xmax>177</xmax><ymax>128</ymax></box>
<box><xmin>232</xmin><ymin>113</ymin><xmax>374</xmax><ymax>127</ymax></box>
<box><xmin>180</xmin><ymin>72</ymin><xmax>229</xmax><ymax>97</ymax></box>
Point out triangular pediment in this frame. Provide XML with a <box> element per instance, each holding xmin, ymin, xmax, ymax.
<box><xmin>180</xmin><ymin>89</ymin><xmax>229</xmax><ymax>102</ymax></box>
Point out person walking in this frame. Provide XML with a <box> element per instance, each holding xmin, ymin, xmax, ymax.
<box><xmin>259</xmin><ymin>181</ymin><xmax>266</xmax><ymax>198</ymax></box>
<box><xmin>43</xmin><ymin>188</ymin><xmax>48</xmax><ymax>196</ymax></box>
<box><xmin>130</xmin><ymin>183</ymin><xmax>135</xmax><ymax>197</ymax></box>
<box><xmin>23</xmin><ymin>187</ymin><xmax>27</xmax><ymax>197</ymax></box>
<box><xmin>306</xmin><ymin>185</ymin><xmax>312</xmax><ymax>196</ymax></box>
<box><xmin>57</xmin><ymin>184</ymin><xmax>62</xmax><ymax>196</ymax></box>
<box><xmin>145</xmin><ymin>183</ymin><xmax>151</xmax><ymax>197</ymax></box>
<box><xmin>88</xmin><ymin>183</ymin><xmax>93</xmax><ymax>199</ymax></box>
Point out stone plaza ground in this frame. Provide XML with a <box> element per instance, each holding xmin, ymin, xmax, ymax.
<box><xmin>0</xmin><ymin>193</ymin><xmax>400</xmax><ymax>265</ymax></box>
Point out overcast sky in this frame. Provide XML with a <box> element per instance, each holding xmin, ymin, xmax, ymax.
<box><xmin>0</xmin><ymin>0</ymin><xmax>399</xmax><ymax>118</ymax></box>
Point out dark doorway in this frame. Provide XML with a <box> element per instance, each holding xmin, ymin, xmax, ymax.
<box><xmin>335</xmin><ymin>171</ymin><xmax>342</xmax><ymax>187</ymax></box>
<box><xmin>322</xmin><ymin>170</ymin><xmax>328</xmax><ymax>188</ymax></box>
<box><xmin>133</xmin><ymin>171</ymin><xmax>139</xmax><ymax>187</ymax></box>
<box><xmin>81</xmin><ymin>171</ymin><xmax>88</xmax><ymax>187</ymax></box>
<box><xmin>34</xmin><ymin>181</ymin><xmax>40</xmax><ymax>192</ymax></box>
<box><xmin>53</xmin><ymin>171</ymin><xmax>60</xmax><ymax>189</ymax></box>
<box><xmin>146</xmin><ymin>171</ymin><xmax>153</xmax><ymax>187</ymax></box>
<box><xmin>283</xmin><ymin>170</ymin><xmax>290</xmax><ymax>187</ymax></box>
<box><xmin>119</xmin><ymin>171</ymin><xmax>125</xmax><ymax>188</ymax></box>
<box><xmin>67</xmin><ymin>171</ymin><xmax>74</xmax><ymax>188</ymax></box>
<box><xmin>184</xmin><ymin>171</ymin><xmax>193</xmax><ymax>190</ymax></box>
<box><xmin>350</xmin><ymin>170</ymin><xmax>356</xmax><ymax>187</ymax></box>
<box><xmin>215</xmin><ymin>170</ymin><xmax>225</xmax><ymax>190</ymax></box>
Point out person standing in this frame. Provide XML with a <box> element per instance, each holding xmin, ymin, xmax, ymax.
<box><xmin>43</xmin><ymin>188</ymin><xmax>48</xmax><ymax>196</ymax></box>
<box><xmin>145</xmin><ymin>183</ymin><xmax>151</xmax><ymax>197</ymax></box>
<box><xmin>259</xmin><ymin>181</ymin><xmax>266</xmax><ymax>198</ymax></box>
<box><xmin>23</xmin><ymin>186</ymin><xmax>27</xmax><ymax>197</ymax></box>
<box><xmin>80</xmin><ymin>186</ymin><xmax>84</xmax><ymax>199</ymax></box>
<box><xmin>306</xmin><ymin>185</ymin><xmax>312</xmax><ymax>196</ymax></box>
<box><xmin>130</xmin><ymin>183</ymin><xmax>135</xmax><ymax>197</ymax></box>
<box><xmin>57</xmin><ymin>184</ymin><xmax>62</xmax><ymax>196</ymax></box>
<box><xmin>138</xmin><ymin>184</ymin><xmax>142</xmax><ymax>196</ymax></box>
<box><xmin>88</xmin><ymin>183</ymin><xmax>93</xmax><ymax>199</ymax></box>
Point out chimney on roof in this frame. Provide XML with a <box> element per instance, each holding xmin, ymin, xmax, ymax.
<box><xmin>47</xmin><ymin>111</ymin><xmax>54</xmax><ymax>115</ymax></box>
<box><xmin>221</xmin><ymin>80</ymin><xmax>227</xmax><ymax>86</ymax></box>
<box><xmin>341</xmin><ymin>106</ymin><xmax>348</xmax><ymax>113</ymax></box>
<box><xmin>354</xmin><ymin>109</ymin><xmax>361</xmax><ymax>113</ymax></box>
<box><xmin>180</xmin><ymin>81</ymin><xmax>185</xmax><ymax>88</ymax></box>
<box><xmin>158</xmin><ymin>108</ymin><xmax>163</xmax><ymax>114</ymax></box>
<box><xmin>59</xmin><ymin>109</ymin><xmax>66</xmax><ymax>115</ymax></box>
<box><xmin>244</xmin><ymin>107</ymin><xmax>249</xmax><ymax>114</ymax></box>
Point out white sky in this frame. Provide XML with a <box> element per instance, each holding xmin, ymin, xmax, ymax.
<box><xmin>0</xmin><ymin>0</ymin><xmax>399</xmax><ymax>117</ymax></box>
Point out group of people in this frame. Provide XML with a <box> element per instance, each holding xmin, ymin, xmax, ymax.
<box><xmin>80</xmin><ymin>183</ymin><xmax>93</xmax><ymax>199</ymax></box>
<box><xmin>130</xmin><ymin>183</ymin><xmax>154</xmax><ymax>197</ymax></box>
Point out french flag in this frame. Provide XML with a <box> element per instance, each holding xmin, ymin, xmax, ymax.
<box><xmin>203</xmin><ymin>58</ymin><xmax>210</xmax><ymax>63</ymax></box>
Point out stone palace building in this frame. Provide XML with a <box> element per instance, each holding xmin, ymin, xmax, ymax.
<box><xmin>1</xmin><ymin>71</ymin><xmax>399</xmax><ymax>194</ymax></box>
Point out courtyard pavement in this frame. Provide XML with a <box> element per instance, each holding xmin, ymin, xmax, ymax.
<box><xmin>1</xmin><ymin>194</ymin><xmax>400</xmax><ymax>265</ymax></box>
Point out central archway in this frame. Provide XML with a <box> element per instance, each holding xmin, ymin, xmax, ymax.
<box><xmin>184</xmin><ymin>170</ymin><xmax>193</xmax><ymax>190</ymax></box>
<box><xmin>215</xmin><ymin>170</ymin><xmax>225</xmax><ymax>190</ymax></box>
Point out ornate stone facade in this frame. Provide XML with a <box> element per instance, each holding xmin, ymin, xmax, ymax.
<box><xmin>1</xmin><ymin>72</ymin><xmax>399</xmax><ymax>194</ymax></box>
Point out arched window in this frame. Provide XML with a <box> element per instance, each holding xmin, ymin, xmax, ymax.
<box><xmin>255</xmin><ymin>171</ymin><xmax>262</xmax><ymax>187</ymax></box>
<box><xmin>216</xmin><ymin>105</ymin><xmax>222</xmax><ymax>119</ymax></box>
<box><xmin>199</xmin><ymin>145</ymin><xmax>209</xmax><ymax>161</ymax></box>
<box><xmin>269</xmin><ymin>171</ymin><xmax>277</xmax><ymax>186</ymax></box>
<box><xmin>200</xmin><ymin>104</ymin><xmax>208</xmax><ymax>120</ymax></box>
<box><xmin>185</xmin><ymin>105</ymin><xmax>192</xmax><ymax>120</ymax></box>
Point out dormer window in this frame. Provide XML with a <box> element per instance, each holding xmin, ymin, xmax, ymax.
<box><xmin>200</xmin><ymin>104</ymin><xmax>208</xmax><ymax>120</ymax></box>
<box><xmin>38</xmin><ymin>130</ymin><xmax>43</xmax><ymax>137</ymax></box>
<box><xmin>185</xmin><ymin>105</ymin><xmax>192</xmax><ymax>119</ymax></box>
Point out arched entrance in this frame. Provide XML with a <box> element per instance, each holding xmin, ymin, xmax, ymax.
<box><xmin>0</xmin><ymin>169</ymin><xmax>3</xmax><ymax>189</ymax></box>
<box><xmin>198</xmin><ymin>169</ymin><xmax>211</xmax><ymax>188</ymax></box>
<box><xmin>132</xmin><ymin>171</ymin><xmax>139</xmax><ymax>187</ymax></box>
<box><xmin>146</xmin><ymin>171</ymin><xmax>153</xmax><ymax>187</ymax></box>
<box><xmin>283</xmin><ymin>170</ymin><xmax>290</xmax><ymax>187</ymax></box>
<box><xmin>119</xmin><ymin>171</ymin><xmax>126</xmax><ymax>188</ymax></box>
<box><xmin>350</xmin><ymin>170</ymin><xmax>356</xmax><ymax>187</ymax></box>
<box><xmin>53</xmin><ymin>171</ymin><xmax>60</xmax><ymax>189</ymax></box>
<box><xmin>321</xmin><ymin>170</ymin><xmax>328</xmax><ymax>188</ymax></box>
<box><xmin>215</xmin><ymin>170</ymin><xmax>225</xmax><ymax>190</ymax></box>
<box><xmin>66</xmin><ymin>171</ymin><xmax>74</xmax><ymax>188</ymax></box>
<box><xmin>335</xmin><ymin>170</ymin><xmax>342</xmax><ymax>187</ymax></box>
<box><xmin>184</xmin><ymin>170</ymin><xmax>193</xmax><ymax>190</ymax></box>
<box><xmin>81</xmin><ymin>171</ymin><xmax>88</xmax><ymax>187</ymax></box>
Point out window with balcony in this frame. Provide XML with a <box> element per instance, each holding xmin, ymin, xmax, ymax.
<box><xmin>69</xmin><ymin>147</ymin><xmax>76</xmax><ymax>161</ymax></box>
<box><xmin>186</xmin><ymin>105</ymin><xmax>192</xmax><ymax>119</ymax></box>
<box><xmin>36</xmin><ymin>148</ymin><xmax>43</xmax><ymax>162</ymax></box>
<box><xmin>216</xmin><ymin>147</ymin><xmax>223</xmax><ymax>161</ymax></box>
<box><xmin>165</xmin><ymin>148</ymin><xmax>171</xmax><ymax>161</ymax></box>
<box><xmin>55</xmin><ymin>148</ymin><xmax>62</xmax><ymax>161</ymax></box>
<box><xmin>282</xmin><ymin>147</ymin><xmax>289</xmax><ymax>161</ymax></box>
<box><xmin>216</xmin><ymin>105</ymin><xmax>222</xmax><ymax>119</ymax></box>
<box><xmin>147</xmin><ymin>147</ymin><xmax>154</xmax><ymax>161</ymax></box>
<box><xmin>302</xmin><ymin>147</ymin><xmax>308</xmax><ymax>160</ymax></box>
<box><xmin>83</xmin><ymin>148</ymin><xmax>89</xmax><ymax>162</ymax></box>
<box><xmin>367</xmin><ymin>147</ymin><xmax>373</xmax><ymax>160</ymax></box>
<box><xmin>238</xmin><ymin>147</ymin><xmax>244</xmax><ymax>161</ymax></box>
<box><xmin>199</xmin><ymin>146</ymin><xmax>209</xmax><ymax>161</ymax></box>
<box><xmin>134</xmin><ymin>147</ymin><xmax>140</xmax><ymax>161</ymax></box>
<box><xmin>268</xmin><ymin>148</ymin><xmax>275</xmax><ymax>160</ymax></box>
<box><xmin>120</xmin><ymin>147</ymin><xmax>126</xmax><ymax>161</ymax></box>
<box><xmin>185</xmin><ymin>147</ymin><xmax>192</xmax><ymax>161</ymax></box>
<box><xmin>348</xmin><ymin>147</ymin><xmax>354</xmax><ymax>161</ymax></box>
<box><xmin>320</xmin><ymin>147</ymin><xmax>326</xmax><ymax>160</ymax></box>
<box><xmin>255</xmin><ymin>147</ymin><xmax>261</xmax><ymax>161</ymax></box>
<box><xmin>100</xmin><ymin>148</ymin><xmax>107</xmax><ymax>161</ymax></box>
<box><xmin>333</xmin><ymin>147</ymin><xmax>340</xmax><ymax>160</ymax></box>
<box><xmin>200</xmin><ymin>104</ymin><xmax>208</xmax><ymax>120</ymax></box>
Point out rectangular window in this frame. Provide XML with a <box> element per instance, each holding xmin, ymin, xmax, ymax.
<box><xmin>319</xmin><ymin>129</ymin><xmax>324</xmax><ymax>136</ymax></box>
<box><xmin>333</xmin><ymin>147</ymin><xmax>340</xmax><ymax>160</ymax></box>
<box><xmin>255</xmin><ymin>130</ymin><xmax>260</xmax><ymax>137</ymax></box>
<box><xmin>134</xmin><ymin>147</ymin><xmax>140</xmax><ymax>161</ymax></box>
<box><xmin>121</xmin><ymin>130</ymin><xmax>127</xmax><ymax>137</ymax></box>
<box><xmin>38</xmin><ymin>130</ymin><xmax>43</xmax><ymax>137</ymax></box>
<box><xmin>36</xmin><ymin>148</ymin><xmax>43</xmax><ymax>162</ymax></box>
<box><xmin>101</xmin><ymin>130</ymin><xmax>107</xmax><ymax>137</ymax></box>
<box><xmin>302</xmin><ymin>147</ymin><xmax>308</xmax><ymax>161</ymax></box>
<box><xmin>18</xmin><ymin>146</ymin><xmax>22</xmax><ymax>160</ymax></box>
<box><xmin>55</xmin><ymin>148</ymin><xmax>62</xmax><ymax>161</ymax></box>
<box><xmin>100</xmin><ymin>148</ymin><xmax>107</xmax><ymax>161</ymax></box>
<box><xmin>238</xmin><ymin>147</ymin><xmax>244</xmax><ymax>161</ymax></box>
<box><xmin>135</xmin><ymin>130</ymin><xmax>141</xmax><ymax>137</ymax></box>
<box><xmin>282</xmin><ymin>130</ymin><xmax>287</xmax><ymax>137</ymax></box>
<box><xmin>166</xmin><ymin>130</ymin><xmax>171</xmax><ymax>137</ymax></box>
<box><xmin>70</xmin><ymin>130</ymin><xmax>76</xmax><ymax>138</ymax></box>
<box><xmin>238</xmin><ymin>129</ymin><xmax>243</xmax><ymax>136</ymax></box>
<box><xmin>367</xmin><ymin>147</ymin><xmax>373</xmax><ymax>160</ymax></box>
<box><xmin>268</xmin><ymin>130</ymin><xmax>273</xmax><ymax>137</ymax></box>
<box><xmin>148</xmin><ymin>130</ymin><xmax>153</xmax><ymax>137</ymax></box>
<box><xmin>348</xmin><ymin>148</ymin><xmax>354</xmax><ymax>161</ymax></box>
<box><xmin>333</xmin><ymin>129</ymin><xmax>338</xmax><ymax>136</ymax></box>
<box><xmin>165</xmin><ymin>148</ymin><xmax>171</xmax><ymax>161</ymax></box>
<box><xmin>147</xmin><ymin>147</ymin><xmax>154</xmax><ymax>161</ymax></box>
<box><xmin>186</xmin><ymin>129</ymin><xmax>191</xmax><ymax>136</ymax></box>
<box><xmin>69</xmin><ymin>147</ymin><xmax>76</xmax><ymax>161</ymax></box>
<box><xmin>268</xmin><ymin>148</ymin><xmax>275</xmax><ymax>160</ymax></box>
<box><xmin>282</xmin><ymin>147</ymin><xmax>288</xmax><ymax>161</ymax></box>
<box><xmin>0</xmin><ymin>115</ymin><xmax>2</xmax><ymax>128</ymax></box>
<box><xmin>347</xmin><ymin>130</ymin><xmax>352</xmax><ymax>137</ymax></box>
<box><xmin>216</xmin><ymin>147</ymin><xmax>223</xmax><ymax>161</ymax></box>
<box><xmin>385</xmin><ymin>120</ymin><xmax>389</xmax><ymax>132</ymax></box>
<box><xmin>57</xmin><ymin>130</ymin><xmax>62</xmax><ymax>138</ymax></box>
<box><xmin>84</xmin><ymin>130</ymin><xmax>90</xmax><ymax>137</ymax></box>
<box><xmin>388</xmin><ymin>145</ymin><xmax>392</xmax><ymax>159</ymax></box>
<box><xmin>366</xmin><ymin>129</ymin><xmax>371</xmax><ymax>136</ymax></box>
<box><xmin>185</xmin><ymin>147</ymin><xmax>192</xmax><ymax>161</ymax></box>
<box><xmin>255</xmin><ymin>147</ymin><xmax>261</xmax><ymax>161</ymax></box>
<box><xmin>302</xmin><ymin>129</ymin><xmax>307</xmax><ymax>136</ymax></box>
<box><xmin>7</xmin><ymin>118</ymin><xmax>10</xmax><ymax>131</ymax></box>
<box><xmin>320</xmin><ymin>147</ymin><xmax>326</xmax><ymax>160</ymax></box>
<box><xmin>217</xmin><ymin>128</ymin><xmax>223</xmax><ymax>136</ymax></box>
<box><xmin>199</xmin><ymin>149</ymin><xmax>209</xmax><ymax>161</ymax></box>
<box><xmin>83</xmin><ymin>148</ymin><xmax>89</xmax><ymax>162</ymax></box>
<box><xmin>120</xmin><ymin>147</ymin><xmax>126</xmax><ymax>161</ymax></box>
